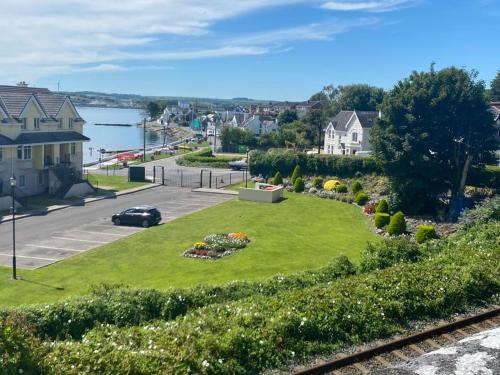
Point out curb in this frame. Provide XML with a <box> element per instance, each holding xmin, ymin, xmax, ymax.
<box><xmin>0</xmin><ymin>183</ymin><xmax>162</xmax><ymax>224</ymax></box>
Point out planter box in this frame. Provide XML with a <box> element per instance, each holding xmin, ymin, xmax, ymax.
<box><xmin>238</xmin><ymin>183</ymin><xmax>283</xmax><ymax>203</ymax></box>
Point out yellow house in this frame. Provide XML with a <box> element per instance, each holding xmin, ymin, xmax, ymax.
<box><xmin>0</xmin><ymin>85</ymin><xmax>89</xmax><ymax>197</ymax></box>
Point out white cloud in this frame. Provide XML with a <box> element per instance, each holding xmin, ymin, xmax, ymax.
<box><xmin>321</xmin><ymin>0</ymin><xmax>418</xmax><ymax>12</ymax></box>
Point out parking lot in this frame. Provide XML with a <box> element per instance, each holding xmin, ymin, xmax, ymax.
<box><xmin>0</xmin><ymin>187</ymin><xmax>233</xmax><ymax>269</ymax></box>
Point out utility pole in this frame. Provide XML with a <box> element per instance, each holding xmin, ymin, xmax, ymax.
<box><xmin>143</xmin><ymin>118</ymin><xmax>146</xmax><ymax>162</ymax></box>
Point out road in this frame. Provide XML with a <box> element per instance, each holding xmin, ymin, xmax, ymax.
<box><xmin>0</xmin><ymin>186</ymin><xmax>233</xmax><ymax>270</ymax></box>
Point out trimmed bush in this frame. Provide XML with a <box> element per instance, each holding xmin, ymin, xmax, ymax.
<box><xmin>374</xmin><ymin>213</ymin><xmax>390</xmax><ymax>228</ymax></box>
<box><xmin>354</xmin><ymin>192</ymin><xmax>369</xmax><ymax>206</ymax></box>
<box><xmin>335</xmin><ymin>184</ymin><xmax>348</xmax><ymax>193</ymax></box>
<box><xmin>293</xmin><ymin>177</ymin><xmax>305</xmax><ymax>192</ymax></box>
<box><xmin>272</xmin><ymin>171</ymin><xmax>283</xmax><ymax>185</ymax></box>
<box><xmin>416</xmin><ymin>225</ymin><xmax>438</xmax><ymax>244</ymax></box>
<box><xmin>352</xmin><ymin>180</ymin><xmax>363</xmax><ymax>194</ymax></box>
<box><xmin>360</xmin><ymin>237</ymin><xmax>421</xmax><ymax>272</ymax></box>
<box><xmin>291</xmin><ymin>165</ymin><xmax>302</xmax><ymax>184</ymax></box>
<box><xmin>312</xmin><ymin>176</ymin><xmax>324</xmax><ymax>189</ymax></box>
<box><xmin>376</xmin><ymin>199</ymin><xmax>389</xmax><ymax>213</ymax></box>
<box><xmin>387</xmin><ymin>211</ymin><xmax>407</xmax><ymax>236</ymax></box>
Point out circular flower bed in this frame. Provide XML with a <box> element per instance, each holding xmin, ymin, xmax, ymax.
<box><xmin>183</xmin><ymin>232</ymin><xmax>250</xmax><ymax>259</ymax></box>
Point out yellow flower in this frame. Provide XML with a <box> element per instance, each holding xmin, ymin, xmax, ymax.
<box><xmin>323</xmin><ymin>180</ymin><xmax>340</xmax><ymax>191</ymax></box>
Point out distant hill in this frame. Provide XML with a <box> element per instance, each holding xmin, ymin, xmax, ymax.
<box><xmin>63</xmin><ymin>90</ymin><xmax>271</xmax><ymax>110</ymax></box>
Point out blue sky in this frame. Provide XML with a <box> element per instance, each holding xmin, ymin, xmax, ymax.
<box><xmin>1</xmin><ymin>0</ymin><xmax>498</xmax><ymax>101</ymax></box>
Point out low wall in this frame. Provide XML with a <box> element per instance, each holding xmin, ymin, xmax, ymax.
<box><xmin>238</xmin><ymin>184</ymin><xmax>283</xmax><ymax>203</ymax></box>
<box><xmin>64</xmin><ymin>182</ymin><xmax>95</xmax><ymax>199</ymax></box>
<box><xmin>0</xmin><ymin>196</ymin><xmax>21</xmax><ymax>212</ymax></box>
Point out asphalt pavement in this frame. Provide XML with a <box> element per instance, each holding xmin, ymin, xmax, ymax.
<box><xmin>0</xmin><ymin>186</ymin><xmax>233</xmax><ymax>269</ymax></box>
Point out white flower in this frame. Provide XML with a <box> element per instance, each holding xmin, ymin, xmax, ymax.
<box><xmin>202</xmin><ymin>360</ymin><xmax>209</xmax><ymax>367</ymax></box>
<box><xmin>259</xmin><ymin>340</ymin><xmax>264</xmax><ymax>345</ymax></box>
<box><xmin>347</xmin><ymin>315</ymin><xmax>351</xmax><ymax>319</ymax></box>
<box><xmin>218</xmin><ymin>359</ymin><xmax>223</xmax><ymax>364</ymax></box>
<box><xmin>18</xmin><ymin>370</ymin><xmax>24</xmax><ymax>374</ymax></box>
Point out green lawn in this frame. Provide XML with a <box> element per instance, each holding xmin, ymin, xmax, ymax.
<box><xmin>0</xmin><ymin>194</ymin><xmax>376</xmax><ymax>307</ymax></box>
<box><xmin>86</xmin><ymin>173</ymin><xmax>151</xmax><ymax>192</ymax></box>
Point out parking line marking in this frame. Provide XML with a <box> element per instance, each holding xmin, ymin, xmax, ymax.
<box><xmin>26</xmin><ymin>244</ymin><xmax>84</xmax><ymax>252</ymax></box>
<box><xmin>0</xmin><ymin>253</ymin><xmax>57</xmax><ymax>261</ymax></box>
<box><xmin>51</xmin><ymin>237</ymin><xmax>108</xmax><ymax>244</ymax></box>
<box><xmin>70</xmin><ymin>230</ymin><xmax>126</xmax><ymax>237</ymax></box>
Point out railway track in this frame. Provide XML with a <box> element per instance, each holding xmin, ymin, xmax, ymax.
<box><xmin>293</xmin><ymin>306</ymin><xmax>500</xmax><ymax>375</ymax></box>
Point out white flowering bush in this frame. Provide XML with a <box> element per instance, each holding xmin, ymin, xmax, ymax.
<box><xmin>183</xmin><ymin>233</ymin><xmax>250</xmax><ymax>259</ymax></box>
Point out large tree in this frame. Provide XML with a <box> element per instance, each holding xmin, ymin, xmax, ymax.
<box><xmin>146</xmin><ymin>101</ymin><xmax>162</xmax><ymax>120</ymax></box>
<box><xmin>371</xmin><ymin>67</ymin><xmax>497</xmax><ymax>215</ymax></box>
<box><xmin>329</xmin><ymin>84</ymin><xmax>385</xmax><ymax>114</ymax></box>
<box><xmin>490</xmin><ymin>70</ymin><xmax>500</xmax><ymax>101</ymax></box>
<box><xmin>277</xmin><ymin>109</ymin><xmax>298</xmax><ymax>126</ymax></box>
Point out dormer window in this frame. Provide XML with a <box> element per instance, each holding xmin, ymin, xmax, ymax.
<box><xmin>34</xmin><ymin>118</ymin><xmax>40</xmax><ymax>129</ymax></box>
<box><xmin>21</xmin><ymin>118</ymin><xmax>27</xmax><ymax>130</ymax></box>
<box><xmin>352</xmin><ymin>132</ymin><xmax>358</xmax><ymax>142</ymax></box>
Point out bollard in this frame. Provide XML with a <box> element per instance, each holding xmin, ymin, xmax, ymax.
<box><xmin>209</xmin><ymin>171</ymin><xmax>212</xmax><ymax>189</ymax></box>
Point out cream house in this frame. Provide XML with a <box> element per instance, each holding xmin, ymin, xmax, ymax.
<box><xmin>324</xmin><ymin>110</ymin><xmax>380</xmax><ymax>155</ymax></box>
<box><xmin>0</xmin><ymin>85</ymin><xmax>89</xmax><ymax>197</ymax></box>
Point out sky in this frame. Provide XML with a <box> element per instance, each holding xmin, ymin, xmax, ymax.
<box><xmin>0</xmin><ymin>0</ymin><xmax>498</xmax><ymax>101</ymax></box>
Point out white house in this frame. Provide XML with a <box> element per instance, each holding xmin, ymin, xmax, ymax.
<box><xmin>324</xmin><ymin>110</ymin><xmax>380</xmax><ymax>155</ymax></box>
<box><xmin>241</xmin><ymin>115</ymin><xmax>278</xmax><ymax>135</ymax></box>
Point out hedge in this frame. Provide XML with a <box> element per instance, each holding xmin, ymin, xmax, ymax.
<box><xmin>38</xmin><ymin>222</ymin><xmax>500</xmax><ymax>374</ymax></box>
<box><xmin>467</xmin><ymin>165</ymin><xmax>500</xmax><ymax>190</ymax></box>
<box><xmin>249</xmin><ymin>149</ymin><xmax>380</xmax><ymax>178</ymax></box>
<box><xmin>177</xmin><ymin>148</ymin><xmax>241</xmax><ymax>168</ymax></box>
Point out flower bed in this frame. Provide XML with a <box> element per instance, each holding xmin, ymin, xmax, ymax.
<box><xmin>183</xmin><ymin>232</ymin><xmax>250</xmax><ymax>259</ymax></box>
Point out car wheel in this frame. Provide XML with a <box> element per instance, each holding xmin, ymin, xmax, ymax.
<box><xmin>113</xmin><ymin>218</ymin><xmax>121</xmax><ymax>226</ymax></box>
<box><xmin>142</xmin><ymin>220</ymin><xmax>150</xmax><ymax>228</ymax></box>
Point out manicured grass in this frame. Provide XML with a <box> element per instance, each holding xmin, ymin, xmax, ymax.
<box><xmin>86</xmin><ymin>173</ymin><xmax>150</xmax><ymax>192</ymax></box>
<box><xmin>0</xmin><ymin>193</ymin><xmax>377</xmax><ymax>307</ymax></box>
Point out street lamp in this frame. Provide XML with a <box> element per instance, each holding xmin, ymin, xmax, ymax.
<box><xmin>9</xmin><ymin>175</ymin><xmax>17</xmax><ymax>280</ymax></box>
<box><xmin>245</xmin><ymin>149</ymin><xmax>250</xmax><ymax>188</ymax></box>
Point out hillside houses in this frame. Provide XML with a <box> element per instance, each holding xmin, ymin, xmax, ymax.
<box><xmin>324</xmin><ymin>110</ymin><xmax>380</xmax><ymax>155</ymax></box>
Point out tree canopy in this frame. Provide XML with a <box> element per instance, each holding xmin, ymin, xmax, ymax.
<box><xmin>277</xmin><ymin>109</ymin><xmax>298</xmax><ymax>125</ymax></box>
<box><xmin>490</xmin><ymin>70</ymin><xmax>500</xmax><ymax>101</ymax></box>
<box><xmin>146</xmin><ymin>101</ymin><xmax>162</xmax><ymax>120</ymax></box>
<box><xmin>371</xmin><ymin>67</ymin><xmax>497</xmax><ymax>214</ymax></box>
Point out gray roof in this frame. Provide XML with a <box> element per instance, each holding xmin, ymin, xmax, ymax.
<box><xmin>0</xmin><ymin>134</ymin><xmax>15</xmax><ymax>146</ymax></box>
<box><xmin>15</xmin><ymin>131</ymin><xmax>90</xmax><ymax>145</ymax></box>
<box><xmin>330</xmin><ymin>110</ymin><xmax>378</xmax><ymax>131</ymax></box>
<box><xmin>0</xmin><ymin>85</ymin><xmax>75</xmax><ymax>118</ymax></box>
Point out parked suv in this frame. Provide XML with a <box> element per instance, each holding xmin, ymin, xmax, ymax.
<box><xmin>112</xmin><ymin>206</ymin><xmax>162</xmax><ymax>228</ymax></box>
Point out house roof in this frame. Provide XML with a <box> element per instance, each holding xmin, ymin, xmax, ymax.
<box><xmin>0</xmin><ymin>85</ymin><xmax>76</xmax><ymax>118</ymax></box>
<box><xmin>0</xmin><ymin>134</ymin><xmax>15</xmax><ymax>146</ymax></box>
<box><xmin>15</xmin><ymin>131</ymin><xmax>90</xmax><ymax>145</ymax></box>
<box><xmin>329</xmin><ymin>110</ymin><xmax>379</xmax><ymax>131</ymax></box>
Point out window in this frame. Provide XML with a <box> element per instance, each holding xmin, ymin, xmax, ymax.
<box><xmin>71</xmin><ymin>143</ymin><xmax>76</xmax><ymax>155</ymax></box>
<box><xmin>69</xmin><ymin>118</ymin><xmax>74</xmax><ymax>129</ymax></box>
<box><xmin>21</xmin><ymin>118</ymin><xmax>27</xmax><ymax>130</ymax></box>
<box><xmin>329</xmin><ymin>129</ymin><xmax>334</xmax><ymax>139</ymax></box>
<box><xmin>0</xmin><ymin>148</ymin><xmax>2</xmax><ymax>161</ymax></box>
<box><xmin>352</xmin><ymin>132</ymin><xmax>358</xmax><ymax>142</ymax></box>
<box><xmin>19</xmin><ymin>175</ymin><xmax>25</xmax><ymax>187</ymax></box>
<box><xmin>58</xmin><ymin>118</ymin><xmax>63</xmax><ymax>129</ymax></box>
<box><xmin>17</xmin><ymin>145</ymin><xmax>32</xmax><ymax>160</ymax></box>
<box><xmin>34</xmin><ymin>118</ymin><xmax>40</xmax><ymax>129</ymax></box>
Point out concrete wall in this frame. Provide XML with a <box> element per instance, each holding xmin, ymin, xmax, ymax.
<box><xmin>64</xmin><ymin>182</ymin><xmax>94</xmax><ymax>199</ymax></box>
<box><xmin>0</xmin><ymin>196</ymin><xmax>21</xmax><ymax>211</ymax></box>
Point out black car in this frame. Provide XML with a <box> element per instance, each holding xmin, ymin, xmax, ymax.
<box><xmin>112</xmin><ymin>206</ymin><xmax>162</xmax><ymax>228</ymax></box>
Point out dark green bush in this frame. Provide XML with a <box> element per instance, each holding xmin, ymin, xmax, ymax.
<box><xmin>312</xmin><ymin>176</ymin><xmax>324</xmax><ymax>189</ymax></box>
<box><xmin>248</xmin><ymin>149</ymin><xmax>380</xmax><ymax>178</ymax></box>
<box><xmin>41</xmin><ymin>223</ymin><xmax>500</xmax><ymax>374</ymax></box>
<box><xmin>360</xmin><ymin>237</ymin><xmax>421</xmax><ymax>272</ymax></box>
<box><xmin>354</xmin><ymin>192</ymin><xmax>369</xmax><ymax>206</ymax></box>
<box><xmin>294</xmin><ymin>177</ymin><xmax>305</xmax><ymax>192</ymax></box>
<box><xmin>387</xmin><ymin>211</ymin><xmax>407</xmax><ymax>236</ymax></box>
<box><xmin>177</xmin><ymin>148</ymin><xmax>241</xmax><ymax>168</ymax></box>
<box><xmin>374</xmin><ymin>213</ymin><xmax>390</xmax><ymax>228</ymax></box>
<box><xmin>459</xmin><ymin>196</ymin><xmax>500</xmax><ymax>229</ymax></box>
<box><xmin>335</xmin><ymin>184</ymin><xmax>348</xmax><ymax>193</ymax></box>
<box><xmin>416</xmin><ymin>225</ymin><xmax>438</xmax><ymax>244</ymax></box>
<box><xmin>291</xmin><ymin>165</ymin><xmax>302</xmax><ymax>184</ymax></box>
<box><xmin>351</xmin><ymin>180</ymin><xmax>363</xmax><ymax>194</ymax></box>
<box><xmin>272</xmin><ymin>171</ymin><xmax>283</xmax><ymax>185</ymax></box>
<box><xmin>376</xmin><ymin>199</ymin><xmax>389</xmax><ymax>213</ymax></box>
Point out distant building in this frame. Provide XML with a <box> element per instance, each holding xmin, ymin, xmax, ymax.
<box><xmin>241</xmin><ymin>115</ymin><xmax>278</xmax><ymax>135</ymax></box>
<box><xmin>491</xmin><ymin>102</ymin><xmax>500</xmax><ymax>163</ymax></box>
<box><xmin>324</xmin><ymin>110</ymin><xmax>379</xmax><ymax>155</ymax></box>
<box><xmin>0</xmin><ymin>85</ymin><xmax>89</xmax><ymax>197</ymax></box>
<box><xmin>251</xmin><ymin>100</ymin><xmax>320</xmax><ymax>117</ymax></box>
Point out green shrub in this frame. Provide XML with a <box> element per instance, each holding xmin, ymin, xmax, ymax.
<box><xmin>387</xmin><ymin>211</ymin><xmax>407</xmax><ymax>236</ymax></box>
<box><xmin>329</xmin><ymin>255</ymin><xmax>357</xmax><ymax>277</ymax></box>
<box><xmin>354</xmin><ymin>192</ymin><xmax>369</xmax><ymax>206</ymax></box>
<box><xmin>459</xmin><ymin>196</ymin><xmax>500</xmax><ymax>229</ymax></box>
<box><xmin>293</xmin><ymin>177</ymin><xmax>305</xmax><ymax>193</ymax></box>
<box><xmin>291</xmin><ymin>165</ymin><xmax>302</xmax><ymax>184</ymax></box>
<box><xmin>41</xmin><ymin>223</ymin><xmax>500</xmax><ymax>374</ymax></box>
<box><xmin>272</xmin><ymin>171</ymin><xmax>283</xmax><ymax>185</ymax></box>
<box><xmin>177</xmin><ymin>148</ymin><xmax>241</xmax><ymax>168</ymax></box>
<box><xmin>376</xmin><ymin>199</ymin><xmax>389</xmax><ymax>213</ymax></box>
<box><xmin>352</xmin><ymin>181</ymin><xmax>363</xmax><ymax>194</ymax></box>
<box><xmin>360</xmin><ymin>237</ymin><xmax>421</xmax><ymax>272</ymax></box>
<box><xmin>335</xmin><ymin>184</ymin><xmax>348</xmax><ymax>193</ymax></box>
<box><xmin>374</xmin><ymin>213</ymin><xmax>390</xmax><ymax>228</ymax></box>
<box><xmin>416</xmin><ymin>225</ymin><xmax>438</xmax><ymax>244</ymax></box>
<box><xmin>312</xmin><ymin>176</ymin><xmax>324</xmax><ymax>189</ymax></box>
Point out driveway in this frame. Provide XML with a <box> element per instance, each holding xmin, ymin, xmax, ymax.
<box><xmin>0</xmin><ymin>186</ymin><xmax>233</xmax><ymax>270</ymax></box>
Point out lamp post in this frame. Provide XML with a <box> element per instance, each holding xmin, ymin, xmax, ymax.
<box><xmin>9</xmin><ymin>175</ymin><xmax>17</xmax><ymax>280</ymax></box>
<box><xmin>245</xmin><ymin>149</ymin><xmax>250</xmax><ymax>188</ymax></box>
